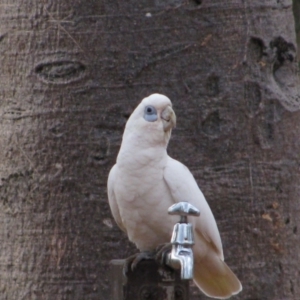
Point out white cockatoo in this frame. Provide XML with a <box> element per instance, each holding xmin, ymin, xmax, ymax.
<box><xmin>107</xmin><ymin>94</ymin><xmax>242</xmax><ymax>299</ymax></box>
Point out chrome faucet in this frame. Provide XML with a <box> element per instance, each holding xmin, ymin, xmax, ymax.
<box><xmin>166</xmin><ymin>202</ymin><xmax>200</xmax><ymax>280</ymax></box>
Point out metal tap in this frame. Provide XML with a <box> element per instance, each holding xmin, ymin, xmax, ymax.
<box><xmin>166</xmin><ymin>202</ymin><xmax>200</xmax><ymax>280</ymax></box>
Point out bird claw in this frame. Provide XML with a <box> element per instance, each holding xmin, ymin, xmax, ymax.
<box><xmin>123</xmin><ymin>244</ymin><xmax>173</xmax><ymax>277</ymax></box>
<box><xmin>123</xmin><ymin>251</ymin><xmax>155</xmax><ymax>276</ymax></box>
<box><xmin>155</xmin><ymin>243</ymin><xmax>172</xmax><ymax>266</ymax></box>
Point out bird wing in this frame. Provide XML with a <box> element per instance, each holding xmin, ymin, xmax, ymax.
<box><xmin>107</xmin><ymin>164</ymin><xmax>127</xmax><ymax>233</ymax></box>
<box><xmin>163</xmin><ymin>156</ymin><xmax>224</xmax><ymax>260</ymax></box>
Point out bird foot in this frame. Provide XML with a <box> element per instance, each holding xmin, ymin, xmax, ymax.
<box><xmin>123</xmin><ymin>251</ymin><xmax>155</xmax><ymax>276</ymax></box>
<box><xmin>155</xmin><ymin>243</ymin><xmax>172</xmax><ymax>266</ymax></box>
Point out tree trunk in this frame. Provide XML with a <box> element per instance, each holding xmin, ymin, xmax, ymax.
<box><xmin>0</xmin><ymin>1</ymin><xmax>299</xmax><ymax>299</ymax></box>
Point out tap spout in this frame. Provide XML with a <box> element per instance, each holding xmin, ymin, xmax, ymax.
<box><xmin>166</xmin><ymin>244</ymin><xmax>194</xmax><ymax>280</ymax></box>
<box><xmin>166</xmin><ymin>222</ymin><xmax>195</xmax><ymax>280</ymax></box>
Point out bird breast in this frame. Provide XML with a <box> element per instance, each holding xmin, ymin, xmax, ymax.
<box><xmin>114</xmin><ymin>163</ymin><xmax>176</xmax><ymax>251</ymax></box>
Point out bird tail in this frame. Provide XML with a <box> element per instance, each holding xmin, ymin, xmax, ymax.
<box><xmin>193</xmin><ymin>254</ymin><xmax>242</xmax><ymax>299</ymax></box>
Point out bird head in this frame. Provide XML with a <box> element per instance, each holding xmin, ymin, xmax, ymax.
<box><xmin>124</xmin><ymin>94</ymin><xmax>176</xmax><ymax>147</ymax></box>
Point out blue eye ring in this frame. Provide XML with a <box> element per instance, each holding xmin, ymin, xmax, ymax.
<box><xmin>144</xmin><ymin>105</ymin><xmax>158</xmax><ymax>122</ymax></box>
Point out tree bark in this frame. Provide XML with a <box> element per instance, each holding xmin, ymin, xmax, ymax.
<box><xmin>0</xmin><ymin>1</ymin><xmax>299</xmax><ymax>299</ymax></box>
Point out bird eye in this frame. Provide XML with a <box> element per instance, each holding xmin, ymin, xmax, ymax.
<box><xmin>144</xmin><ymin>105</ymin><xmax>158</xmax><ymax>122</ymax></box>
<box><xmin>147</xmin><ymin>107</ymin><xmax>153</xmax><ymax>113</ymax></box>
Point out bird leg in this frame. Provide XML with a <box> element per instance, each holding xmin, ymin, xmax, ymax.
<box><xmin>155</xmin><ymin>243</ymin><xmax>172</xmax><ymax>266</ymax></box>
<box><xmin>123</xmin><ymin>251</ymin><xmax>155</xmax><ymax>276</ymax></box>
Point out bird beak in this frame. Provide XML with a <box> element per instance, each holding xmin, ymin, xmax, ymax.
<box><xmin>161</xmin><ymin>106</ymin><xmax>176</xmax><ymax>132</ymax></box>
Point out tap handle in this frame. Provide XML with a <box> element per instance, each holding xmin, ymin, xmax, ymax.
<box><xmin>168</xmin><ymin>202</ymin><xmax>200</xmax><ymax>223</ymax></box>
